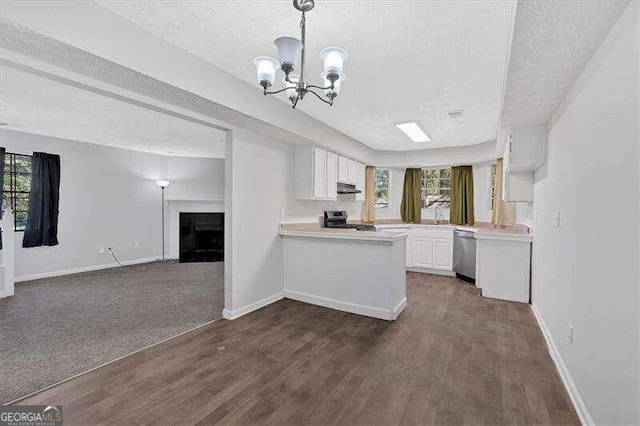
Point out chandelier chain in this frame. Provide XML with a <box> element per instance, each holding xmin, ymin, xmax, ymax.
<box><xmin>300</xmin><ymin>12</ymin><xmax>306</xmax><ymax>86</ymax></box>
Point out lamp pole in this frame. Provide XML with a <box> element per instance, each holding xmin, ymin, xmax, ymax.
<box><xmin>161</xmin><ymin>186</ymin><xmax>165</xmax><ymax>261</ymax></box>
<box><xmin>156</xmin><ymin>180</ymin><xmax>170</xmax><ymax>262</ymax></box>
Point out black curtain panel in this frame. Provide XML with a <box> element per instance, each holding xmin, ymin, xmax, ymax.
<box><xmin>23</xmin><ymin>152</ymin><xmax>61</xmax><ymax>248</ymax></box>
<box><xmin>0</xmin><ymin>147</ymin><xmax>5</xmax><ymax>250</ymax></box>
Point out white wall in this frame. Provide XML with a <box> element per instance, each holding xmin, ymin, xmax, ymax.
<box><xmin>531</xmin><ymin>4</ymin><xmax>639</xmax><ymax>424</ymax></box>
<box><xmin>1</xmin><ymin>129</ymin><xmax>224</xmax><ymax>279</ymax></box>
<box><xmin>224</xmin><ymin>129</ymin><xmax>288</xmax><ymax>317</ymax></box>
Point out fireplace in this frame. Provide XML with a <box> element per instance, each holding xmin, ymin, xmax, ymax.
<box><xmin>179</xmin><ymin>212</ymin><xmax>224</xmax><ymax>263</ymax></box>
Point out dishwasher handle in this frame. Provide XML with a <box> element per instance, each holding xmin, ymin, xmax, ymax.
<box><xmin>454</xmin><ymin>230</ymin><xmax>476</xmax><ymax>239</ymax></box>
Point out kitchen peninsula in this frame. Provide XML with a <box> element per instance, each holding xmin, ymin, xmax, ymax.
<box><xmin>279</xmin><ymin>223</ymin><xmax>408</xmax><ymax>321</ymax></box>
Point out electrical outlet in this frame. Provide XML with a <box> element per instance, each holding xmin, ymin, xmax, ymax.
<box><xmin>568</xmin><ymin>323</ymin><xmax>574</xmax><ymax>344</ymax></box>
<box><xmin>98</xmin><ymin>246</ymin><xmax>105</xmax><ymax>255</ymax></box>
<box><xmin>107</xmin><ymin>246</ymin><xmax>113</xmax><ymax>253</ymax></box>
<box><xmin>555</xmin><ymin>212</ymin><xmax>561</xmax><ymax>228</ymax></box>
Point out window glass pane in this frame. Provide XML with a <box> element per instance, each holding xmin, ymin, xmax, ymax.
<box><xmin>4</xmin><ymin>153</ymin><xmax>32</xmax><ymax>231</ymax></box>
<box><xmin>14</xmin><ymin>155</ymin><xmax>31</xmax><ymax>173</ymax></box>
<box><xmin>15</xmin><ymin>211</ymin><xmax>28</xmax><ymax>229</ymax></box>
<box><xmin>375</xmin><ymin>168</ymin><xmax>389</xmax><ymax>208</ymax></box>
<box><xmin>15</xmin><ymin>194</ymin><xmax>30</xmax><ymax>212</ymax></box>
<box><xmin>421</xmin><ymin>167</ymin><xmax>451</xmax><ymax>208</ymax></box>
<box><xmin>3</xmin><ymin>172</ymin><xmax>10</xmax><ymax>192</ymax></box>
<box><xmin>14</xmin><ymin>173</ymin><xmax>31</xmax><ymax>192</ymax></box>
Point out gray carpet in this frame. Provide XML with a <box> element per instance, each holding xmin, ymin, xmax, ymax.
<box><xmin>0</xmin><ymin>261</ymin><xmax>224</xmax><ymax>403</ymax></box>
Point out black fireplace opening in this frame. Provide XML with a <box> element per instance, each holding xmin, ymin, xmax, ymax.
<box><xmin>179</xmin><ymin>212</ymin><xmax>224</xmax><ymax>263</ymax></box>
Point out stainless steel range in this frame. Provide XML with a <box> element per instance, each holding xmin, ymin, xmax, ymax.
<box><xmin>324</xmin><ymin>211</ymin><xmax>376</xmax><ymax>231</ymax></box>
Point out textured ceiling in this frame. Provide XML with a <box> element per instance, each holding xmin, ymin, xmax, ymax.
<box><xmin>0</xmin><ymin>65</ymin><xmax>226</xmax><ymax>158</ymax></box>
<box><xmin>502</xmin><ymin>0</ymin><xmax>629</xmax><ymax>128</ymax></box>
<box><xmin>98</xmin><ymin>0</ymin><xmax>516</xmax><ymax>151</ymax></box>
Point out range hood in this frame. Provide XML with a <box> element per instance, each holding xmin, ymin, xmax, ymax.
<box><xmin>337</xmin><ymin>182</ymin><xmax>361</xmax><ymax>194</ymax></box>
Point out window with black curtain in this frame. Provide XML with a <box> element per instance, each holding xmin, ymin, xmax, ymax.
<box><xmin>2</xmin><ymin>153</ymin><xmax>32</xmax><ymax>231</ymax></box>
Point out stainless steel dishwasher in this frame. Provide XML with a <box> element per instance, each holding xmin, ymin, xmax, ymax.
<box><xmin>453</xmin><ymin>229</ymin><xmax>476</xmax><ymax>283</ymax></box>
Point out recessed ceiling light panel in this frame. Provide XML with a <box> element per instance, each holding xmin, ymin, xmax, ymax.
<box><xmin>395</xmin><ymin>122</ymin><xmax>431</xmax><ymax>142</ymax></box>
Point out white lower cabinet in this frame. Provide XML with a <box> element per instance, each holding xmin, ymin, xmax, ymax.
<box><xmin>379</xmin><ymin>225</ymin><xmax>454</xmax><ymax>273</ymax></box>
<box><xmin>412</xmin><ymin>237</ymin><xmax>434</xmax><ymax>269</ymax></box>
<box><xmin>433</xmin><ymin>238</ymin><xmax>453</xmax><ymax>270</ymax></box>
<box><xmin>405</xmin><ymin>232</ymin><xmax>412</xmax><ymax>267</ymax></box>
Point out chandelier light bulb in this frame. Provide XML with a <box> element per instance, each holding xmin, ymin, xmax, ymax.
<box><xmin>274</xmin><ymin>37</ymin><xmax>303</xmax><ymax>73</ymax></box>
<box><xmin>253</xmin><ymin>56</ymin><xmax>279</xmax><ymax>88</ymax></box>
<box><xmin>319</xmin><ymin>47</ymin><xmax>348</xmax><ymax>76</ymax></box>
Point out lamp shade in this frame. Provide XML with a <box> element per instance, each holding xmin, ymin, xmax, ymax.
<box><xmin>274</xmin><ymin>37</ymin><xmax>303</xmax><ymax>69</ymax></box>
<box><xmin>253</xmin><ymin>56</ymin><xmax>279</xmax><ymax>87</ymax></box>
<box><xmin>319</xmin><ymin>47</ymin><xmax>348</xmax><ymax>75</ymax></box>
<box><xmin>321</xmin><ymin>72</ymin><xmax>345</xmax><ymax>96</ymax></box>
<box><xmin>283</xmin><ymin>74</ymin><xmax>300</xmax><ymax>100</ymax></box>
<box><xmin>156</xmin><ymin>180</ymin><xmax>170</xmax><ymax>188</ymax></box>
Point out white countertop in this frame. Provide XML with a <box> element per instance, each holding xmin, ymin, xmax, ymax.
<box><xmin>279</xmin><ymin>227</ymin><xmax>408</xmax><ymax>242</ymax></box>
<box><xmin>375</xmin><ymin>223</ymin><xmax>533</xmax><ymax>242</ymax></box>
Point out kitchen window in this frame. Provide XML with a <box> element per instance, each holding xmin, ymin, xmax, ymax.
<box><xmin>3</xmin><ymin>153</ymin><xmax>32</xmax><ymax>231</ymax></box>
<box><xmin>421</xmin><ymin>167</ymin><xmax>451</xmax><ymax>209</ymax></box>
<box><xmin>375</xmin><ymin>168</ymin><xmax>390</xmax><ymax>208</ymax></box>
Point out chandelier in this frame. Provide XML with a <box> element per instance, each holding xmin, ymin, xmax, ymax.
<box><xmin>252</xmin><ymin>0</ymin><xmax>348</xmax><ymax>108</ymax></box>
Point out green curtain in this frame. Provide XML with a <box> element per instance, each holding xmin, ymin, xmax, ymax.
<box><xmin>450</xmin><ymin>166</ymin><xmax>475</xmax><ymax>225</ymax></box>
<box><xmin>401</xmin><ymin>168</ymin><xmax>422</xmax><ymax>223</ymax></box>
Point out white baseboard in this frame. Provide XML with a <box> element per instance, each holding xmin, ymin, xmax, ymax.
<box><xmin>223</xmin><ymin>292</ymin><xmax>284</xmax><ymax>320</ymax></box>
<box><xmin>391</xmin><ymin>297</ymin><xmax>407</xmax><ymax>320</ymax></box>
<box><xmin>531</xmin><ymin>304</ymin><xmax>593</xmax><ymax>426</ymax></box>
<box><xmin>284</xmin><ymin>289</ymin><xmax>402</xmax><ymax>321</ymax></box>
<box><xmin>15</xmin><ymin>256</ymin><xmax>161</xmax><ymax>283</ymax></box>
<box><xmin>406</xmin><ymin>267</ymin><xmax>456</xmax><ymax>277</ymax></box>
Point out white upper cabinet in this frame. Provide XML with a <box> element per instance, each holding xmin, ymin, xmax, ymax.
<box><xmin>295</xmin><ymin>145</ymin><xmax>330</xmax><ymax>200</ymax></box>
<box><xmin>313</xmin><ymin>148</ymin><xmax>327</xmax><ymax>199</ymax></box>
<box><xmin>503</xmin><ymin>170</ymin><xmax>534</xmax><ymax>202</ymax></box>
<box><xmin>504</xmin><ymin>126</ymin><xmax>546</xmax><ymax>173</ymax></box>
<box><xmin>326</xmin><ymin>152</ymin><xmax>338</xmax><ymax>201</ymax></box>
<box><xmin>347</xmin><ymin>159</ymin><xmax>357</xmax><ymax>185</ymax></box>
<box><xmin>355</xmin><ymin>162</ymin><xmax>366</xmax><ymax>202</ymax></box>
<box><xmin>338</xmin><ymin>156</ymin><xmax>349</xmax><ymax>183</ymax></box>
<box><xmin>502</xmin><ymin>125</ymin><xmax>546</xmax><ymax>202</ymax></box>
<box><xmin>295</xmin><ymin>146</ymin><xmax>364</xmax><ymax>202</ymax></box>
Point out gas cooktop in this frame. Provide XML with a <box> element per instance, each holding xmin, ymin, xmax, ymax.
<box><xmin>323</xmin><ymin>211</ymin><xmax>376</xmax><ymax>232</ymax></box>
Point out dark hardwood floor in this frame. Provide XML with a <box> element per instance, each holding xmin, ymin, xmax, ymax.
<box><xmin>16</xmin><ymin>273</ymin><xmax>578</xmax><ymax>425</ymax></box>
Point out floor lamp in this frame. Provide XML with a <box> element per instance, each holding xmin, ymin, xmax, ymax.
<box><xmin>156</xmin><ymin>180</ymin><xmax>170</xmax><ymax>261</ymax></box>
